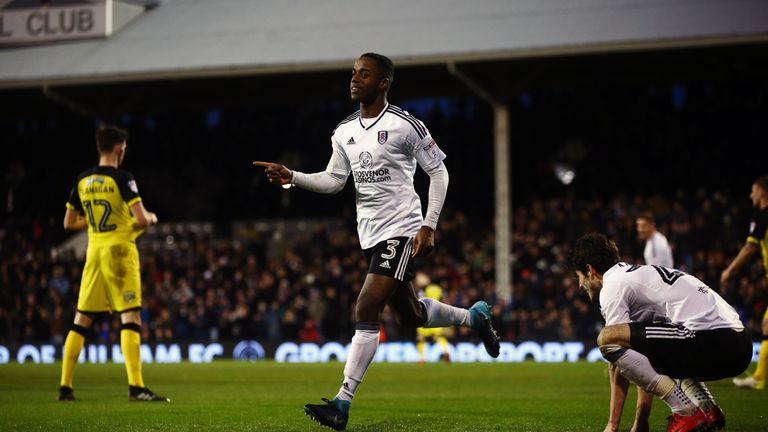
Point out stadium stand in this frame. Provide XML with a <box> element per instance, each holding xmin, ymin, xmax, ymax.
<box><xmin>2</xmin><ymin>192</ymin><xmax>765</xmax><ymax>345</ymax></box>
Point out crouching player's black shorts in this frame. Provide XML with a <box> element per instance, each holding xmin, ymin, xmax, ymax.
<box><xmin>629</xmin><ymin>322</ymin><xmax>753</xmax><ymax>381</ymax></box>
<box><xmin>363</xmin><ymin>236</ymin><xmax>415</xmax><ymax>282</ymax></box>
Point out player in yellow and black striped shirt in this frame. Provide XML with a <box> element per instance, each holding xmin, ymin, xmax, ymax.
<box><xmin>722</xmin><ymin>175</ymin><xmax>768</xmax><ymax>390</ymax></box>
<box><xmin>58</xmin><ymin>126</ymin><xmax>169</xmax><ymax>402</ymax></box>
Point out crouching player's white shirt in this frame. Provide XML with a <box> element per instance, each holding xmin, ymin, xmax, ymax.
<box><xmin>600</xmin><ymin>262</ymin><xmax>743</xmax><ymax>331</ymax></box>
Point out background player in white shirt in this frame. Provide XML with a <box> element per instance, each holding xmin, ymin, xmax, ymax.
<box><xmin>569</xmin><ymin>233</ymin><xmax>752</xmax><ymax>432</ymax></box>
<box><xmin>637</xmin><ymin>212</ymin><xmax>674</xmax><ymax>268</ymax></box>
<box><xmin>254</xmin><ymin>53</ymin><xmax>500</xmax><ymax>431</ymax></box>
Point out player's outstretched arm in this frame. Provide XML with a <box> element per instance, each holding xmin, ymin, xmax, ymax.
<box><xmin>631</xmin><ymin>387</ymin><xmax>652</xmax><ymax>432</ymax></box>
<box><xmin>253</xmin><ymin>160</ymin><xmax>346</xmax><ymax>194</ymax></box>
<box><xmin>63</xmin><ymin>207</ymin><xmax>88</xmax><ymax>231</ymax></box>
<box><xmin>721</xmin><ymin>242</ymin><xmax>758</xmax><ymax>284</ymax></box>
<box><xmin>605</xmin><ymin>362</ymin><xmax>630</xmax><ymax>432</ymax></box>
<box><xmin>253</xmin><ymin>161</ymin><xmax>293</xmax><ymax>186</ymax></box>
<box><xmin>131</xmin><ymin>201</ymin><xmax>158</xmax><ymax>229</ymax></box>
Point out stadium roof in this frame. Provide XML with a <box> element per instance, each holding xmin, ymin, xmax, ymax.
<box><xmin>1</xmin><ymin>0</ymin><xmax>767</xmax><ymax>89</ymax></box>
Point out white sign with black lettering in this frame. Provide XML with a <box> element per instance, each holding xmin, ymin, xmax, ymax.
<box><xmin>0</xmin><ymin>0</ymin><xmax>111</xmax><ymax>46</ymax></box>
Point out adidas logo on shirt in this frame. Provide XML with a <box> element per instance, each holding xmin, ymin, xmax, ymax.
<box><xmin>379</xmin><ymin>260</ymin><xmax>391</xmax><ymax>269</ymax></box>
<box><xmin>346</xmin><ymin>137</ymin><xmax>356</xmax><ymax>145</ymax></box>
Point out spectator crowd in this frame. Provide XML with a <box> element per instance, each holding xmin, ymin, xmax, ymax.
<box><xmin>1</xmin><ymin>189</ymin><xmax>765</xmax><ymax>346</ymax></box>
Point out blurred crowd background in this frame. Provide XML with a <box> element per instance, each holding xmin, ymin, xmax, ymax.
<box><xmin>2</xmin><ymin>191</ymin><xmax>765</xmax><ymax>345</ymax></box>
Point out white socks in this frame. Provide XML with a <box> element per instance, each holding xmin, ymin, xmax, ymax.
<box><xmin>335</xmin><ymin>325</ymin><xmax>380</xmax><ymax>402</ymax></box>
<box><xmin>419</xmin><ymin>298</ymin><xmax>470</xmax><ymax>328</ymax></box>
<box><xmin>662</xmin><ymin>386</ymin><xmax>697</xmax><ymax>415</ymax></box>
<box><xmin>609</xmin><ymin>347</ymin><xmax>696</xmax><ymax>415</ymax></box>
<box><xmin>333</xmin><ymin>300</ymin><xmax>472</xmax><ymax>403</ymax></box>
<box><xmin>679</xmin><ymin>379</ymin><xmax>716</xmax><ymax>411</ymax></box>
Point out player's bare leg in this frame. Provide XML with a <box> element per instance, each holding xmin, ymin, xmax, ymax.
<box><xmin>631</xmin><ymin>387</ymin><xmax>653</xmax><ymax>432</ymax></box>
<box><xmin>305</xmin><ymin>272</ymin><xmax>499</xmax><ymax>430</ymax></box>
<box><xmin>304</xmin><ymin>273</ymin><xmax>397</xmax><ymax>430</ymax></box>
<box><xmin>598</xmin><ymin>325</ymin><xmax>707</xmax><ymax>432</ymax></box>
<box><xmin>386</xmin><ymin>280</ymin><xmax>427</xmax><ymax>327</ymax></box>
<box><xmin>389</xmin><ymin>279</ymin><xmax>500</xmax><ymax>358</ymax></box>
<box><xmin>58</xmin><ymin>312</ymin><xmax>93</xmax><ymax>401</ymax></box>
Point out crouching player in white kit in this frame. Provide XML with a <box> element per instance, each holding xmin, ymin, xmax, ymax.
<box><xmin>254</xmin><ymin>52</ymin><xmax>500</xmax><ymax>431</ymax></box>
<box><xmin>570</xmin><ymin>233</ymin><xmax>752</xmax><ymax>432</ymax></box>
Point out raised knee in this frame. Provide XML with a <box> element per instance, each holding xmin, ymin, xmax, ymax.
<box><xmin>599</xmin><ymin>344</ymin><xmax>627</xmax><ymax>363</ymax></box>
<box><xmin>598</xmin><ymin>324</ymin><xmax>630</xmax><ymax>347</ymax></box>
<box><xmin>597</xmin><ymin>328</ymin><xmax>611</xmax><ymax>347</ymax></box>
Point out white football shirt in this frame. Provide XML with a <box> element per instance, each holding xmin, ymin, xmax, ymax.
<box><xmin>599</xmin><ymin>262</ymin><xmax>743</xmax><ymax>331</ymax></box>
<box><xmin>643</xmin><ymin>231</ymin><xmax>674</xmax><ymax>267</ymax></box>
<box><xmin>325</xmin><ymin>103</ymin><xmax>446</xmax><ymax>250</ymax></box>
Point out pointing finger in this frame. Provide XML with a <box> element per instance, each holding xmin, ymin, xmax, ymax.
<box><xmin>252</xmin><ymin>161</ymin><xmax>276</xmax><ymax>169</ymax></box>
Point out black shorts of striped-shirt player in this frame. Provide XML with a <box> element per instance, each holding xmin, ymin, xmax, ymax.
<box><xmin>363</xmin><ymin>236</ymin><xmax>415</xmax><ymax>282</ymax></box>
<box><xmin>629</xmin><ymin>321</ymin><xmax>753</xmax><ymax>381</ymax></box>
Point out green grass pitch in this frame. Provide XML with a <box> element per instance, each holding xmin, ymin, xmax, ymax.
<box><xmin>1</xmin><ymin>361</ymin><xmax>765</xmax><ymax>431</ymax></box>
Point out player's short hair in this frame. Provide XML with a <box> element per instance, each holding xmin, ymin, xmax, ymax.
<box><xmin>360</xmin><ymin>52</ymin><xmax>394</xmax><ymax>83</ymax></box>
<box><xmin>754</xmin><ymin>176</ymin><xmax>768</xmax><ymax>194</ymax></box>
<box><xmin>96</xmin><ymin>125</ymin><xmax>128</xmax><ymax>153</ymax></box>
<box><xmin>636</xmin><ymin>211</ymin><xmax>655</xmax><ymax>224</ymax></box>
<box><xmin>568</xmin><ymin>232</ymin><xmax>620</xmax><ymax>274</ymax></box>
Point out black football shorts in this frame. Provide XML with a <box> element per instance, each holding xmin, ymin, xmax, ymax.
<box><xmin>363</xmin><ymin>236</ymin><xmax>415</xmax><ymax>282</ymax></box>
<box><xmin>629</xmin><ymin>322</ymin><xmax>753</xmax><ymax>381</ymax></box>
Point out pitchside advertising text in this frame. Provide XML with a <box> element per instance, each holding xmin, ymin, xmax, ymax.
<box><xmin>0</xmin><ymin>341</ymin><xmax>762</xmax><ymax>364</ymax></box>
